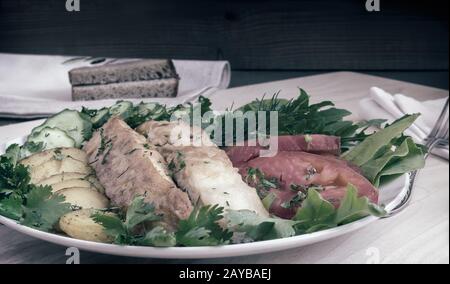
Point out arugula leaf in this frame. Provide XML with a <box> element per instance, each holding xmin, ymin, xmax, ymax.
<box><xmin>176</xmin><ymin>204</ymin><xmax>232</xmax><ymax>246</ymax></box>
<box><xmin>246</xmin><ymin>222</ymin><xmax>276</xmax><ymax>241</ymax></box>
<box><xmin>375</xmin><ymin>141</ymin><xmax>425</xmax><ymax>185</ymax></box>
<box><xmin>342</xmin><ymin>114</ymin><xmax>426</xmax><ymax>185</ymax></box>
<box><xmin>21</xmin><ymin>186</ymin><xmax>72</xmax><ymax>231</ymax></box>
<box><xmin>293</xmin><ymin>189</ymin><xmax>336</xmax><ymax>234</ymax></box>
<box><xmin>342</xmin><ymin>114</ymin><xmax>420</xmax><ymax>166</ymax></box>
<box><xmin>292</xmin><ymin>185</ymin><xmax>386</xmax><ymax>234</ymax></box>
<box><xmin>361</xmin><ymin>137</ymin><xmax>426</xmax><ymax>187</ymax></box>
<box><xmin>225</xmin><ymin>210</ymin><xmax>297</xmax><ymax>241</ymax></box>
<box><xmin>357</xmin><ymin>119</ymin><xmax>388</xmax><ymax>130</ymax></box>
<box><xmin>335</xmin><ymin>185</ymin><xmax>386</xmax><ymax>225</ymax></box>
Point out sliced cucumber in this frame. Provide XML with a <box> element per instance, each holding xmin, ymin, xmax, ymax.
<box><xmin>91</xmin><ymin>108</ymin><xmax>111</xmax><ymax>128</ymax></box>
<box><xmin>171</xmin><ymin>107</ymin><xmax>191</xmax><ymax>120</ymax></box>
<box><xmin>139</xmin><ymin>102</ymin><xmax>159</xmax><ymax>113</ymax></box>
<box><xmin>109</xmin><ymin>101</ymin><xmax>133</xmax><ymax>119</ymax></box>
<box><xmin>150</xmin><ymin>105</ymin><xmax>167</xmax><ymax>120</ymax></box>
<box><xmin>136</xmin><ymin>102</ymin><xmax>166</xmax><ymax>118</ymax></box>
<box><xmin>136</xmin><ymin>103</ymin><xmax>152</xmax><ymax>117</ymax></box>
<box><xmin>31</xmin><ymin>109</ymin><xmax>93</xmax><ymax>147</ymax></box>
<box><xmin>138</xmin><ymin>102</ymin><xmax>168</xmax><ymax>120</ymax></box>
<box><xmin>26</xmin><ymin>127</ymin><xmax>76</xmax><ymax>151</ymax></box>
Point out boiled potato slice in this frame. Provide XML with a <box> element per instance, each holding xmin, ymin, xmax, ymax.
<box><xmin>37</xmin><ymin>172</ymin><xmax>90</xmax><ymax>186</ymax></box>
<box><xmin>57</xmin><ymin>187</ymin><xmax>109</xmax><ymax>209</ymax></box>
<box><xmin>51</xmin><ymin>179</ymin><xmax>93</xmax><ymax>193</ymax></box>
<box><xmin>59</xmin><ymin>209</ymin><xmax>113</xmax><ymax>243</ymax></box>
<box><xmin>20</xmin><ymin>147</ymin><xmax>88</xmax><ymax>167</ymax></box>
<box><xmin>38</xmin><ymin>173</ymin><xmax>105</xmax><ymax>194</ymax></box>
<box><xmin>30</xmin><ymin>157</ymin><xmax>93</xmax><ymax>184</ymax></box>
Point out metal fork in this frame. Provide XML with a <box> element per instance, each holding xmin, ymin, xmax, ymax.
<box><xmin>384</xmin><ymin>98</ymin><xmax>449</xmax><ymax>217</ymax></box>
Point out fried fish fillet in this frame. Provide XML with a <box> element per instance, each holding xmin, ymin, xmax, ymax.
<box><xmin>83</xmin><ymin>117</ymin><xmax>193</xmax><ymax>230</ymax></box>
<box><xmin>137</xmin><ymin>120</ymin><xmax>269</xmax><ymax>217</ymax></box>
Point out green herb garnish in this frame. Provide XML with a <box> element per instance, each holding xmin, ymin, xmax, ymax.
<box><xmin>176</xmin><ymin>204</ymin><xmax>232</xmax><ymax>246</ymax></box>
<box><xmin>92</xmin><ymin>196</ymin><xmax>174</xmax><ymax>246</ymax></box>
<box><xmin>0</xmin><ymin>146</ymin><xmax>71</xmax><ymax>231</ymax></box>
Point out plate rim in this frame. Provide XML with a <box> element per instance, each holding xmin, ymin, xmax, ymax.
<box><xmin>0</xmin><ymin>136</ymin><xmax>408</xmax><ymax>259</ymax></box>
<box><xmin>0</xmin><ymin>213</ymin><xmax>379</xmax><ymax>259</ymax></box>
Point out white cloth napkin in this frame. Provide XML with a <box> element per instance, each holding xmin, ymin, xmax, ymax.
<box><xmin>0</xmin><ymin>53</ymin><xmax>231</xmax><ymax>118</ymax></box>
<box><xmin>359</xmin><ymin>87</ymin><xmax>449</xmax><ymax>160</ymax></box>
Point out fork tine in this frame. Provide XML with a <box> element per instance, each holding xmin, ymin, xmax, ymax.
<box><xmin>386</xmin><ymin>97</ymin><xmax>449</xmax><ymax>218</ymax></box>
<box><xmin>437</xmin><ymin>116</ymin><xmax>449</xmax><ymax>138</ymax></box>
<box><xmin>426</xmin><ymin>98</ymin><xmax>449</xmax><ymax>149</ymax></box>
<box><xmin>429</xmin><ymin>98</ymin><xmax>449</xmax><ymax>139</ymax></box>
<box><xmin>441</xmin><ymin>127</ymin><xmax>449</xmax><ymax>142</ymax></box>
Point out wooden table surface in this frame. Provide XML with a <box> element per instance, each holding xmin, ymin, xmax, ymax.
<box><xmin>0</xmin><ymin>72</ymin><xmax>448</xmax><ymax>264</ymax></box>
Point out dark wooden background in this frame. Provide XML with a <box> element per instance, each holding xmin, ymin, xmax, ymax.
<box><xmin>0</xmin><ymin>0</ymin><xmax>448</xmax><ymax>70</ymax></box>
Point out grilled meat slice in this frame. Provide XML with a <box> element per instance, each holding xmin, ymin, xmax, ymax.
<box><xmin>239</xmin><ymin>151</ymin><xmax>379</xmax><ymax>219</ymax></box>
<box><xmin>83</xmin><ymin>117</ymin><xmax>193</xmax><ymax>230</ymax></box>
<box><xmin>225</xmin><ymin>135</ymin><xmax>341</xmax><ymax>167</ymax></box>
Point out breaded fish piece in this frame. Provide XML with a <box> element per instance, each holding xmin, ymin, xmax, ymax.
<box><xmin>83</xmin><ymin>117</ymin><xmax>192</xmax><ymax>230</ymax></box>
<box><xmin>137</xmin><ymin>120</ymin><xmax>269</xmax><ymax>217</ymax></box>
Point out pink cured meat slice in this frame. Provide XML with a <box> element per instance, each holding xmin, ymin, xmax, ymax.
<box><xmin>239</xmin><ymin>151</ymin><xmax>378</xmax><ymax>219</ymax></box>
<box><xmin>225</xmin><ymin>135</ymin><xmax>341</xmax><ymax>167</ymax></box>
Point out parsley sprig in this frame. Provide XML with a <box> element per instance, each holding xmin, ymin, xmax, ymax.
<box><xmin>92</xmin><ymin>196</ymin><xmax>175</xmax><ymax>247</ymax></box>
<box><xmin>93</xmin><ymin>197</ymin><xmax>232</xmax><ymax>247</ymax></box>
<box><xmin>176</xmin><ymin>204</ymin><xmax>232</xmax><ymax>246</ymax></box>
<box><xmin>0</xmin><ymin>144</ymin><xmax>71</xmax><ymax>231</ymax></box>
<box><xmin>214</xmin><ymin>89</ymin><xmax>385</xmax><ymax>150</ymax></box>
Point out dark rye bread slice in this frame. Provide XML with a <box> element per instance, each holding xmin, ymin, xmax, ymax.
<box><xmin>69</xmin><ymin>59</ymin><xmax>178</xmax><ymax>86</ymax></box>
<box><xmin>72</xmin><ymin>78</ymin><xmax>178</xmax><ymax>101</ymax></box>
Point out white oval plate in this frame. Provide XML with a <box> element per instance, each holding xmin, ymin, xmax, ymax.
<box><xmin>0</xmin><ymin>136</ymin><xmax>408</xmax><ymax>259</ymax></box>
